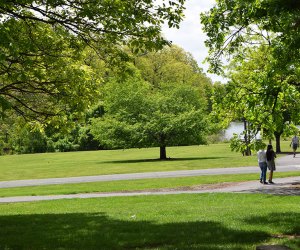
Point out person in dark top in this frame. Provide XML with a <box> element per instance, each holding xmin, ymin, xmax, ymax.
<box><xmin>291</xmin><ymin>135</ymin><xmax>299</xmax><ymax>157</ymax></box>
<box><xmin>266</xmin><ymin>144</ymin><xmax>276</xmax><ymax>184</ymax></box>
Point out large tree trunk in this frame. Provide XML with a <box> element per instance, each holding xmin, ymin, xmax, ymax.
<box><xmin>160</xmin><ymin>146</ymin><xmax>167</xmax><ymax>160</ymax></box>
<box><xmin>243</xmin><ymin>118</ymin><xmax>251</xmax><ymax>156</ymax></box>
<box><xmin>274</xmin><ymin>131</ymin><xmax>282</xmax><ymax>153</ymax></box>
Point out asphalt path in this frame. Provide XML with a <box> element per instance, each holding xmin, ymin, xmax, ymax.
<box><xmin>1</xmin><ymin>154</ymin><xmax>300</xmax><ymax>189</ymax></box>
<box><xmin>0</xmin><ymin>154</ymin><xmax>299</xmax><ymax>203</ymax></box>
<box><xmin>0</xmin><ymin>176</ymin><xmax>299</xmax><ymax>203</ymax></box>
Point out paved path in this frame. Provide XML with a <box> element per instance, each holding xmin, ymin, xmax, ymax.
<box><xmin>1</xmin><ymin>154</ymin><xmax>300</xmax><ymax>189</ymax></box>
<box><xmin>0</xmin><ymin>176</ymin><xmax>299</xmax><ymax>203</ymax></box>
<box><xmin>0</xmin><ymin>154</ymin><xmax>299</xmax><ymax>203</ymax></box>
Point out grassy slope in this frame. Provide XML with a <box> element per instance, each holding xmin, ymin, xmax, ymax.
<box><xmin>0</xmin><ymin>144</ymin><xmax>261</xmax><ymax>181</ymax></box>
<box><xmin>0</xmin><ymin>141</ymin><xmax>298</xmax><ymax>197</ymax></box>
<box><xmin>0</xmin><ymin>193</ymin><xmax>299</xmax><ymax>249</ymax></box>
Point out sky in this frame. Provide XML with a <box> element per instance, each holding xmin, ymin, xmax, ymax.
<box><xmin>161</xmin><ymin>0</ymin><xmax>225</xmax><ymax>83</ymax></box>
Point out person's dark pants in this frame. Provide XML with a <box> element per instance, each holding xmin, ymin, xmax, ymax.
<box><xmin>293</xmin><ymin>144</ymin><xmax>298</xmax><ymax>156</ymax></box>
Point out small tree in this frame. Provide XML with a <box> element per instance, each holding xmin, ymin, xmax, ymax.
<box><xmin>90</xmin><ymin>77</ymin><xmax>208</xmax><ymax>160</ymax></box>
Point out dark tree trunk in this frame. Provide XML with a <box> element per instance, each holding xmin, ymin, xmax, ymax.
<box><xmin>160</xmin><ymin>146</ymin><xmax>167</xmax><ymax>160</ymax></box>
<box><xmin>274</xmin><ymin>131</ymin><xmax>282</xmax><ymax>153</ymax></box>
<box><xmin>243</xmin><ymin>118</ymin><xmax>251</xmax><ymax>156</ymax></box>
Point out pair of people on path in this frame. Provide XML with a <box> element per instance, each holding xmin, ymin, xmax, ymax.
<box><xmin>257</xmin><ymin>144</ymin><xmax>276</xmax><ymax>184</ymax></box>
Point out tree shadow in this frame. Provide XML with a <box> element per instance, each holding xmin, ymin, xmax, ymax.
<box><xmin>243</xmin><ymin>212</ymin><xmax>300</xmax><ymax>249</ymax></box>
<box><xmin>0</xmin><ymin>212</ymin><xmax>268</xmax><ymax>250</ymax></box>
<box><xmin>243</xmin><ymin>212</ymin><xmax>300</xmax><ymax>236</ymax></box>
<box><xmin>102</xmin><ymin>156</ymin><xmax>227</xmax><ymax>164</ymax></box>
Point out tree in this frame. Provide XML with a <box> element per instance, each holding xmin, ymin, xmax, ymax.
<box><xmin>213</xmin><ymin>45</ymin><xmax>300</xmax><ymax>153</ymax></box>
<box><xmin>0</xmin><ymin>1</ymin><xmax>186</xmax><ymax>122</ymax></box>
<box><xmin>90</xmin><ymin>77</ymin><xmax>208</xmax><ymax>160</ymax></box>
<box><xmin>200</xmin><ymin>0</ymin><xmax>300</xmax><ymax>81</ymax></box>
<box><xmin>201</xmin><ymin>1</ymin><xmax>300</xmax><ymax>152</ymax></box>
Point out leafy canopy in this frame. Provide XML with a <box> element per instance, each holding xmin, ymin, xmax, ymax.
<box><xmin>90</xmin><ymin>77</ymin><xmax>208</xmax><ymax>154</ymax></box>
<box><xmin>201</xmin><ymin>0</ymin><xmax>300</xmax><ymax>76</ymax></box>
<box><xmin>213</xmin><ymin>45</ymin><xmax>300</xmax><ymax>152</ymax></box>
<box><xmin>0</xmin><ymin>0</ymin><xmax>186</xmax><ymax>54</ymax></box>
<box><xmin>0</xmin><ymin>0</ymin><xmax>186</xmax><ymax>123</ymax></box>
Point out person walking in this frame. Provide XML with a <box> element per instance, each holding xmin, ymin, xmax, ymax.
<box><xmin>257</xmin><ymin>146</ymin><xmax>268</xmax><ymax>184</ymax></box>
<box><xmin>266</xmin><ymin>144</ymin><xmax>276</xmax><ymax>184</ymax></box>
<box><xmin>291</xmin><ymin>134</ymin><xmax>299</xmax><ymax>157</ymax></box>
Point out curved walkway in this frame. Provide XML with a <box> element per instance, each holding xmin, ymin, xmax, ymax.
<box><xmin>0</xmin><ymin>154</ymin><xmax>299</xmax><ymax>203</ymax></box>
<box><xmin>0</xmin><ymin>176</ymin><xmax>299</xmax><ymax>203</ymax></box>
<box><xmin>1</xmin><ymin>154</ymin><xmax>300</xmax><ymax>189</ymax></box>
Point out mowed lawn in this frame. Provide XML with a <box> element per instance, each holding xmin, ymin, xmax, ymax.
<box><xmin>0</xmin><ymin>141</ymin><xmax>297</xmax><ymax>197</ymax></box>
<box><xmin>0</xmin><ymin>141</ymin><xmax>299</xmax><ymax>249</ymax></box>
<box><xmin>0</xmin><ymin>193</ymin><xmax>299</xmax><ymax>250</ymax></box>
<box><xmin>0</xmin><ymin>143</ymin><xmax>263</xmax><ymax>181</ymax></box>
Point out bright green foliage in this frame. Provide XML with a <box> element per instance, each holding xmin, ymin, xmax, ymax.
<box><xmin>202</xmin><ymin>1</ymin><xmax>300</xmax><ymax>152</ymax></box>
<box><xmin>90</xmin><ymin>77</ymin><xmax>208</xmax><ymax>159</ymax></box>
<box><xmin>0</xmin><ymin>19</ymin><xmax>102</xmax><ymax>124</ymax></box>
<box><xmin>0</xmin><ymin>0</ymin><xmax>185</xmax><ymax>52</ymax></box>
<box><xmin>0</xmin><ymin>108</ymin><xmax>103</xmax><ymax>154</ymax></box>
<box><xmin>0</xmin><ymin>43</ymin><xmax>215</xmax><ymax>155</ymax></box>
<box><xmin>134</xmin><ymin>45</ymin><xmax>214</xmax><ymax>112</ymax></box>
<box><xmin>89</xmin><ymin>45</ymin><xmax>213</xmax><ymax>159</ymax></box>
<box><xmin>201</xmin><ymin>0</ymin><xmax>300</xmax><ymax>76</ymax></box>
<box><xmin>0</xmin><ymin>0</ymin><xmax>186</xmax><ymax>122</ymax></box>
<box><xmin>213</xmin><ymin>45</ymin><xmax>300</xmax><ymax>153</ymax></box>
<box><xmin>134</xmin><ymin>45</ymin><xmax>211</xmax><ymax>86</ymax></box>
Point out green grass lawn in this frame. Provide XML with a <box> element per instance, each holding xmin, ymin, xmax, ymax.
<box><xmin>0</xmin><ymin>141</ymin><xmax>298</xmax><ymax>197</ymax></box>
<box><xmin>0</xmin><ymin>143</ymin><xmax>265</xmax><ymax>181</ymax></box>
<box><xmin>0</xmin><ymin>193</ymin><xmax>299</xmax><ymax>250</ymax></box>
<box><xmin>0</xmin><ymin>141</ymin><xmax>298</xmax><ymax>249</ymax></box>
<box><xmin>0</xmin><ymin>141</ymin><xmax>295</xmax><ymax>181</ymax></box>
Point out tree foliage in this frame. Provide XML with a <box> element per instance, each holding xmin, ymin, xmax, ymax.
<box><xmin>0</xmin><ymin>0</ymin><xmax>186</xmax><ymax>122</ymax></box>
<box><xmin>134</xmin><ymin>45</ymin><xmax>214</xmax><ymax>112</ymax></box>
<box><xmin>0</xmin><ymin>19</ymin><xmax>102</xmax><ymax>124</ymax></box>
<box><xmin>88</xmin><ymin>45</ymin><xmax>214</xmax><ymax>159</ymax></box>
<box><xmin>0</xmin><ymin>43</ymin><xmax>215</xmax><ymax>155</ymax></box>
<box><xmin>0</xmin><ymin>0</ymin><xmax>185</xmax><ymax>52</ymax></box>
<box><xmin>201</xmin><ymin>1</ymin><xmax>300</xmax><ymax>153</ymax></box>
<box><xmin>134</xmin><ymin>45</ymin><xmax>210</xmax><ymax>85</ymax></box>
<box><xmin>201</xmin><ymin>0</ymin><xmax>300</xmax><ymax>78</ymax></box>
<box><xmin>213</xmin><ymin>45</ymin><xmax>300</xmax><ymax>153</ymax></box>
<box><xmin>90</xmin><ymin>77</ymin><xmax>208</xmax><ymax>159</ymax></box>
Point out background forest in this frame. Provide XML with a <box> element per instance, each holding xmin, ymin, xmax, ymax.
<box><xmin>0</xmin><ymin>45</ymin><xmax>218</xmax><ymax>158</ymax></box>
<box><xmin>1</xmin><ymin>0</ymin><xmax>300</xmax><ymax>157</ymax></box>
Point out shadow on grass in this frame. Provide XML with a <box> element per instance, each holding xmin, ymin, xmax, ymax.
<box><xmin>243</xmin><ymin>212</ymin><xmax>300</xmax><ymax>250</ymax></box>
<box><xmin>102</xmin><ymin>156</ymin><xmax>227</xmax><ymax>164</ymax></box>
<box><xmin>243</xmin><ymin>212</ymin><xmax>300</xmax><ymax>236</ymax></box>
<box><xmin>0</xmin><ymin>213</ymin><xmax>269</xmax><ymax>250</ymax></box>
